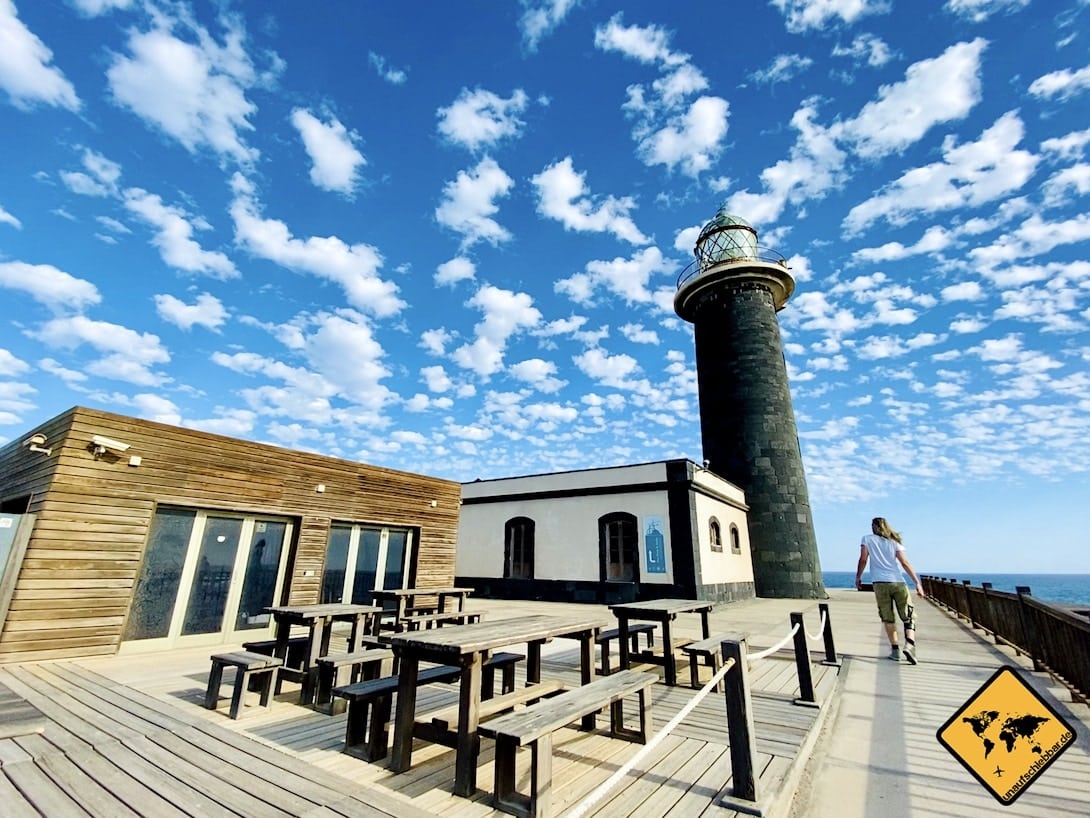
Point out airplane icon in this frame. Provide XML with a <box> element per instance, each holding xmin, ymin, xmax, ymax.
<box><xmin>994</xmin><ymin>766</ymin><xmax>1004</xmax><ymax>777</ymax></box>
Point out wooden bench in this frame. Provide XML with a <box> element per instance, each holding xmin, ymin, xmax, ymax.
<box><xmin>332</xmin><ymin>651</ymin><xmax>522</xmax><ymax>760</ymax></box>
<box><xmin>479</xmin><ymin>669</ymin><xmax>659</xmax><ymax>818</ymax></box>
<box><xmin>241</xmin><ymin>635</ymin><xmax>314</xmax><ymax>693</ymax></box>
<box><xmin>596</xmin><ymin>622</ymin><xmax>656</xmax><ymax>675</ymax></box>
<box><xmin>314</xmin><ymin>647</ymin><xmax>395</xmax><ymax>713</ymax></box>
<box><xmin>402</xmin><ymin>610</ymin><xmax>483</xmax><ymax>631</ymax></box>
<box><xmin>680</xmin><ymin>634</ymin><xmax>731</xmax><ymax>691</ymax></box>
<box><xmin>205</xmin><ymin>650</ymin><xmax>283</xmax><ymax>719</ymax></box>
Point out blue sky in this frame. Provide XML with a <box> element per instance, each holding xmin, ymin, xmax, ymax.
<box><xmin>2</xmin><ymin>0</ymin><xmax>1089</xmax><ymax>575</ymax></box>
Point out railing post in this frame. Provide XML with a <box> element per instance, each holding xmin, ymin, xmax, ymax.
<box><xmin>719</xmin><ymin>636</ymin><xmax>764</xmax><ymax>815</ymax></box>
<box><xmin>981</xmin><ymin>582</ymin><xmax>1001</xmax><ymax>645</ymax></box>
<box><xmin>790</xmin><ymin>612</ymin><xmax>818</xmax><ymax>708</ymax></box>
<box><xmin>962</xmin><ymin>580</ymin><xmax>978</xmax><ymax>629</ymax></box>
<box><xmin>1016</xmin><ymin>586</ymin><xmax>1044</xmax><ymax>672</ymax></box>
<box><xmin>818</xmin><ymin>602</ymin><xmax>840</xmax><ymax>666</ymax></box>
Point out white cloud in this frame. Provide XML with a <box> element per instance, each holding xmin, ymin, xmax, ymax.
<box><xmin>509</xmin><ymin>358</ymin><xmax>566</xmax><ymax>393</ymax></box>
<box><xmin>0</xmin><ymin>0</ymin><xmax>80</xmax><ymax>110</ymax></box>
<box><xmin>573</xmin><ymin>346</ymin><xmax>642</xmax><ymax>389</ymax></box>
<box><xmin>556</xmin><ymin>246</ymin><xmax>674</xmax><ymax>305</ymax></box>
<box><xmin>367</xmin><ymin>51</ymin><xmax>407</xmax><ymax>85</ymax></box>
<box><xmin>60</xmin><ymin>149</ymin><xmax>122</xmax><ymax>197</ymax></box>
<box><xmin>838</xmin><ymin>39</ymin><xmax>986</xmax><ymax>159</ymax></box>
<box><xmin>771</xmin><ymin>0</ymin><xmax>891</xmax><ymax>32</ymax></box>
<box><xmin>0</xmin><ymin>348</ymin><xmax>29</xmax><ymax>377</ymax></box>
<box><xmin>435</xmin><ymin>157</ymin><xmax>515</xmax><ymax>249</ymax></box>
<box><xmin>31</xmin><ymin>315</ymin><xmax>170</xmax><ymax>385</ymax></box>
<box><xmin>844</xmin><ymin>111</ymin><xmax>1036</xmax><ymax>234</ymax></box>
<box><xmin>107</xmin><ymin>18</ymin><xmax>266</xmax><ymax>163</ymax></box>
<box><xmin>593</xmin><ymin>14</ymin><xmax>686</xmax><ymax>66</ymax></box>
<box><xmin>154</xmin><ymin>292</ymin><xmax>228</xmax><ymax>330</ymax></box>
<box><xmin>831</xmin><ymin>34</ymin><xmax>894</xmax><ymax>67</ymax></box>
<box><xmin>70</xmin><ymin>0</ymin><xmax>133</xmax><ymax>15</ymax></box>
<box><xmin>945</xmin><ymin>0</ymin><xmax>1030</xmax><ymax>22</ymax></box>
<box><xmin>1029</xmin><ymin>64</ymin><xmax>1090</xmax><ymax>101</ymax></box>
<box><xmin>638</xmin><ymin>95</ymin><xmax>729</xmax><ymax>177</ymax></box>
<box><xmin>452</xmin><ymin>285</ymin><xmax>542</xmax><ymax>377</ymax></box>
<box><xmin>751</xmin><ymin>54</ymin><xmax>813</xmax><ymax>86</ymax></box>
<box><xmin>124</xmin><ymin>188</ymin><xmax>239</xmax><ymax>278</ymax></box>
<box><xmin>435</xmin><ymin>256</ymin><xmax>476</xmax><ymax>286</ymax></box>
<box><xmin>0</xmin><ymin>260</ymin><xmax>101</xmax><ymax>311</ymax></box>
<box><xmin>531</xmin><ymin>157</ymin><xmax>649</xmax><ymax>244</ymax></box>
<box><xmin>421</xmin><ymin>365</ymin><xmax>453</xmax><ymax>393</ymax></box>
<box><xmin>290</xmin><ymin>109</ymin><xmax>366</xmax><ymax>195</ymax></box>
<box><xmin>1040</xmin><ymin>127</ymin><xmax>1090</xmax><ymax>161</ymax></box>
<box><xmin>852</xmin><ymin>225</ymin><xmax>955</xmax><ymax>262</ymax></box>
<box><xmin>941</xmin><ymin>281</ymin><xmax>985</xmax><ymax>302</ymax></box>
<box><xmin>969</xmin><ymin>213</ymin><xmax>1090</xmax><ymax>271</ymax></box>
<box><xmin>620</xmin><ymin>323</ymin><xmax>660</xmax><ymax>344</ymax></box>
<box><xmin>437</xmin><ymin>88</ymin><xmax>528</xmax><ymax>152</ymax></box>
<box><xmin>1042</xmin><ymin>164</ymin><xmax>1090</xmax><ymax>207</ymax></box>
<box><xmin>0</xmin><ymin>204</ymin><xmax>21</xmax><ymax>228</ymax></box>
<box><xmin>230</xmin><ymin>174</ymin><xmax>404</xmax><ymax>317</ymax></box>
<box><xmin>519</xmin><ymin>0</ymin><xmax>579</xmax><ymax>52</ymax></box>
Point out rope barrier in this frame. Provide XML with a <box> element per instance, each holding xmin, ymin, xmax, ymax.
<box><xmin>747</xmin><ymin>621</ymin><xmax>799</xmax><ymax>663</ymax></box>
<box><xmin>565</xmin><ymin>656</ymin><xmax>737</xmax><ymax>818</ymax></box>
<box><xmin>804</xmin><ymin>610</ymin><xmax>827</xmax><ymax>641</ymax></box>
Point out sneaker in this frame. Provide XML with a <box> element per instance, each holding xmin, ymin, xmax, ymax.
<box><xmin>889</xmin><ymin>645</ymin><xmax>902</xmax><ymax>661</ymax></box>
<box><xmin>903</xmin><ymin>641</ymin><xmax>917</xmax><ymax>665</ymax></box>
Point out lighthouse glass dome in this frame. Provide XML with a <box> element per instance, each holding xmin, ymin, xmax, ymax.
<box><xmin>695</xmin><ymin>208</ymin><xmax>759</xmax><ymax>269</ymax></box>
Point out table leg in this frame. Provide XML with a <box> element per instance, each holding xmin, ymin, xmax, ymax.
<box><xmin>301</xmin><ymin>619</ymin><xmax>325</xmax><ymax>705</ymax></box>
<box><xmin>453</xmin><ymin>655</ymin><xmax>483</xmax><ymax>797</ymax></box>
<box><xmin>662</xmin><ymin>617</ymin><xmax>677</xmax><ymax>686</ymax></box>
<box><xmin>389</xmin><ymin>653</ymin><xmax>420</xmax><ymax>773</ymax></box>
<box><xmin>618</xmin><ymin>617</ymin><xmax>631</xmax><ymax>671</ymax></box>
<box><xmin>700</xmin><ymin>609</ymin><xmax>711</xmax><ymax>639</ymax></box>
<box><xmin>580</xmin><ymin>631</ymin><xmax>597</xmax><ymax>730</ymax></box>
<box><xmin>527</xmin><ymin>641</ymin><xmax>543</xmax><ymax>684</ymax></box>
<box><xmin>272</xmin><ymin>618</ymin><xmax>290</xmax><ymax>662</ymax></box>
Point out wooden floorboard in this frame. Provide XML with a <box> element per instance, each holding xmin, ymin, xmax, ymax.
<box><xmin>0</xmin><ymin>598</ymin><xmax>852</xmax><ymax>817</ymax></box>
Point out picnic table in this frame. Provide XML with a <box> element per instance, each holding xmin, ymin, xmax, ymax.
<box><xmin>263</xmin><ymin>603</ymin><xmax>381</xmax><ymax>705</ymax></box>
<box><xmin>371</xmin><ymin>586</ymin><xmax>473</xmax><ymax>631</ymax></box>
<box><xmin>609</xmin><ymin>598</ymin><xmax>714</xmax><ymax>686</ymax></box>
<box><xmin>387</xmin><ymin>613</ymin><xmax>607</xmax><ymax>797</ymax></box>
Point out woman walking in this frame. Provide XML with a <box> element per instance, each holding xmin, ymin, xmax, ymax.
<box><xmin>855</xmin><ymin>517</ymin><xmax>925</xmax><ymax>664</ymax></box>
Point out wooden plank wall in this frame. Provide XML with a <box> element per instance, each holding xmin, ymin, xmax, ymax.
<box><xmin>0</xmin><ymin>406</ymin><xmax>461</xmax><ymax>664</ymax></box>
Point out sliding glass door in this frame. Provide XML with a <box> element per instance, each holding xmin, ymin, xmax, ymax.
<box><xmin>320</xmin><ymin>524</ymin><xmax>412</xmax><ymax>606</ymax></box>
<box><xmin>123</xmin><ymin>508</ymin><xmax>292</xmax><ymax>652</ymax></box>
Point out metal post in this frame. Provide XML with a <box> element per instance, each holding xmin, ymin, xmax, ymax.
<box><xmin>981</xmin><ymin>582</ymin><xmax>1000</xmax><ymax>645</ymax></box>
<box><xmin>790</xmin><ymin>612</ymin><xmax>818</xmax><ymax>707</ymax></box>
<box><xmin>718</xmin><ymin>636</ymin><xmax>764</xmax><ymax>816</ymax></box>
<box><xmin>818</xmin><ymin>602</ymin><xmax>840</xmax><ymax>666</ymax></box>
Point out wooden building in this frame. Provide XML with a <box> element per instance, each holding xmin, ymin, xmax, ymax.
<box><xmin>0</xmin><ymin>406</ymin><xmax>460</xmax><ymax>665</ymax></box>
<box><xmin>455</xmin><ymin>460</ymin><xmax>755</xmax><ymax>605</ymax></box>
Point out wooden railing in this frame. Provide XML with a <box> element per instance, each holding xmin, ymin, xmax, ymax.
<box><xmin>922</xmin><ymin>576</ymin><xmax>1089</xmax><ymax>703</ymax></box>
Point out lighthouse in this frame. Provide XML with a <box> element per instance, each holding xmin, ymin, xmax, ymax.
<box><xmin>674</xmin><ymin>206</ymin><xmax>825</xmax><ymax>599</ymax></box>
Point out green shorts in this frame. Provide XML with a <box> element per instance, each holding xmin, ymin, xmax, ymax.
<box><xmin>874</xmin><ymin>582</ymin><xmax>916</xmax><ymax>629</ymax></box>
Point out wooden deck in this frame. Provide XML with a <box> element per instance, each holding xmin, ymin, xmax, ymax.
<box><xmin>0</xmin><ymin>597</ymin><xmax>839</xmax><ymax>817</ymax></box>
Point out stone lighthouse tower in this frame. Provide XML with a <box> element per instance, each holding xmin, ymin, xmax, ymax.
<box><xmin>674</xmin><ymin>206</ymin><xmax>825</xmax><ymax>598</ymax></box>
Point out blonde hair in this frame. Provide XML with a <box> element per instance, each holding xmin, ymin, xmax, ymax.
<box><xmin>871</xmin><ymin>517</ymin><xmax>902</xmax><ymax>544</ymax></box>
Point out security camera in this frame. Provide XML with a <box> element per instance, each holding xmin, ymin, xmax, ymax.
<box><xmin>702</xmin><ymin>459</ymin><xmax>711</xmax><ymax>471</ymax></box>
<box><xmin>23</xmin><ymin>433</ymin><xmax>52</xmax><ymax>456</ymax></box>
<box><xmin>91</xmin><ymin>435</ymin><xmax>130</xmax><ymax>455</ymax></box>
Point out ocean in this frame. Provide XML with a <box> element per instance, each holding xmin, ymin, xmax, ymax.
<box><xmin>823</xmin><ymin>572</ymin><xmax>1090</xmax><ymax>607</ymax></box>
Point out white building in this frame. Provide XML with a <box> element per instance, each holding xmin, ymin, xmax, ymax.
<box><xmin>455</xmin><ymin>459</ymin><xmax>754</xmax><ymax>604</ymax></box>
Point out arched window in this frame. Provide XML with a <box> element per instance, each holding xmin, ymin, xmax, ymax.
<box><xmin>709</xmin><ymin>518</ymin><xmax>723</xmax><ymax>552</ymax></box>
<box><xmin>599</xmin><ymin>512</ymin><xmax>639</xmax><ymax>583</ymax></box>
<box><xmin>504</xmin><ymin>517</ymin><xmax>535</xmax><ymax>580</ymax></box>
<box><xmin>730</xmin><ymin>523</ymin><xmax>742</xmax><ymax>554</ymax></box>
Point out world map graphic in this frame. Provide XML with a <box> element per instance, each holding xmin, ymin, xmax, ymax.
<box><xmin>962</xmin><ymin>710</ymin><xmax>1052</xmax><ymax>758</ymax></box>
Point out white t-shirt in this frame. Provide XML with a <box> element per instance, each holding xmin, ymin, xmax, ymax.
<box><xmin>861</xmin><ymin>534</ymin><xmax>905</xmax><ymax>583</ymax></box>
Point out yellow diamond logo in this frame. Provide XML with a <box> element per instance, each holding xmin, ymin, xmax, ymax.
<box><xmin>937</xmin><ymin>665</ymin><xmax>1076</xmax><ymax>805</ymax></box>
